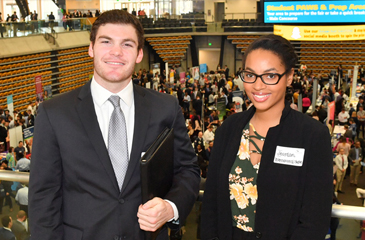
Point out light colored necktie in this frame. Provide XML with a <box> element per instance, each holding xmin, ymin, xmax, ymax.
<box><xmin>108</xmin><ymin>95</ymin><xmax>129</xmax><ymax>190</ymax></box>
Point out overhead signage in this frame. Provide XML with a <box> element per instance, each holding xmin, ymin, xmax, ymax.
<box><xmin>274</xmin><ymin>24</ymin><xmax>365</xmax><ymax>41</ymax></box>
<box><xmin>265</xmin><ymin>1</ymin><xmax>365</xmax><ymax>23</ymax></box>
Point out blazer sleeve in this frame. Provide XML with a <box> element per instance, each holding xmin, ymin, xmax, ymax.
<box><xmin>348</xmin><ymin>149</ymin><xmax>355</xmax><ymax>162</ymax></box>
<box><xmin>200</xmin><ymin>126</ymin><xmax>225</xmax><ymax>240</ymax></box>
<box><xmin>289</xmin><ymin>125</ymin><xmax>333</xmax><ymax>240</ymax></box>
<box><xmin>164</xmin><ymin>98</ymin><xmax>200</xmax><ymax>229</ymax></box>
<box><xmin>29</xmin><ymin>103</ymin><xmax>64</xmax><ymax>240</ymax></box>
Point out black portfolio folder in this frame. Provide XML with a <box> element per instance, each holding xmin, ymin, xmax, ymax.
<box><xmin>140</xmin><ymin>128</ymin><xmax>174</xmax><ymax>240</ymax></box>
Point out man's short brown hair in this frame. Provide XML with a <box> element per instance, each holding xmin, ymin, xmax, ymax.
<box><xmin>90</xmin><ymin>10</ymin><xmax>144</xmax><ymax>51</ymax></box>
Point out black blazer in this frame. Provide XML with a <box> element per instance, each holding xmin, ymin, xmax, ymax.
<box><xmin>0</xmin><ymin>228</ymin><xmax>15</xmax><ymax>240</ymax></box>
<box><xmin>348</xmin><ymin>147</ymin><xmax>363</xmax><ymax>166</ymax></box>
<box><xmin>201</xmin><ymin>102</ymin><xmax>333</xmax><ymax>240</ymax></box>
<box><xmin>29</xmin><ymin>81</ymin><xmax>200</xmax><ymax>240</ymax></box>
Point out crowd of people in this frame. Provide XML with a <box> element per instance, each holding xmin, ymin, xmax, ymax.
<box><xmin>0</xmin><ymin>210</ymin><xmax>30</xmax><ymax>240</ymax></box>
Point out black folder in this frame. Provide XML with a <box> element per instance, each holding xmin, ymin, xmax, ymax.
<box><xmin>140</xmin><ymin>128</ymin><xmax>174</xmax><ymax>240</ymax></box>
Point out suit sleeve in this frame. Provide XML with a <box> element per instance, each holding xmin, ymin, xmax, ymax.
<box><xmin>164</xmin><ymin>98</ymin><xmax>200</xmax><ymax>229</ymax></box>
<box><xmin>348</xmin><ymin>149</ymin><xmax>354</xmax><ymax>162</ymax></box>
<box><xmin>290</xmin><ymin>125</ymin><xmax>333</xmax><ymax>240</ymax></box>
<box><xmin>29</xmin><ymin>103</ymin><xmax>64</xmax><ymax>240</ymax></box>
<box><xmin>200</xmin><ymin>126</ymin><xmax>225</xmax><ymax>240</ymax></box>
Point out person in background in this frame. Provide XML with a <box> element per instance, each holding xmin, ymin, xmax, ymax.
<box><xmin>302</xmin><ymin>93</ymin><xmax>311</xmax><ymax>113</ymax></box>
<box><xmin>358</xmin><ymin>105</ymin><xmax>365</xmax><ymax>138</ymax></box>
<box><xmin>48</xmin><ymin>12</ymin><xmax>55</xmax><ymax>31</ymax></box>
<box><xmin>0</xmin><ymin>215</ymin><xmax>15</xmax><ymax>240</ymax></box>
<box><xmin>0</xmin><ymin>12</ymin><xmax>4</xmax><ymax>38</ymax></box>
<box><xmin>15</xmin><ymin>185</ymin><xmax>28</xmax><ymax>215</ymax></box>
<box><xmin>206</xmin><ymin>141</ymin><xmax>213</xmax><ymax>160</ymax></box>
<box><xmin>334</xmin><ymin>148</ymin><xmax>348</xmax><ymax>194</ymax></box>
<box><xmin>330</xmin><ymin>191</ymin><xmax>341</xmax><ymax>240</ymax></box>
<box><xmin>10</xmin><ymin>11</ymin><xmax>18</xmax><ymax>37</ymax></box>
<box><xmin>0</xmin><ymin>160</ymin><xmax>14</xmax><ymax>212</ymax></box>
<box><xmin>349</xmin><ymin>118</ymin><xmax>357</xmax><ymax>140</ymax></box>
<box><xmin>14</xmin><ymin>141</ymin><xmax>25</xmax><ymax>161</ymax></box>
<box><xmin>338</xmin><ymin>108</ymin><xmax>349</xmax><ymax>126</ymax></box>
<box><xmin>349</xmin><ymin>140</ymin><xmax>363</xmax><ymax>186</ymax></box>
<box><xmin>11</xmin><ymin>210</ymin><xmax>30</xmax><ymax>240</ymax></box>
<box><xmin>31</xmin><ymin>10</ymin><xmax>38</xmax><ymax>33</ymax></box>
<box><xmin>203</xmin><ymin>125</ymin><xmax>214</xmax><ymax>148</ymax></box>
<box><xmin>343</xmin><ymin>125</ymin><xmax>352</xmax><ymax>139</ymax></box>
<box><xmin>337</xmin><ymin>64</ymin><xmax>343</xmax><ymax>82</ymax></box>
<box><xmin>5</xmin><ymin>147</ymin><xmax>15</xmax><ymax>169</ymax></box>
<box><xmin>15</xmin><ymin>153</ymin><xmax>30</xmax><ymax>172</ymax></box>
<box><xmin>336</xmin><ymin>136</ymin><xmax>351</xmax><ymax>156</ymax></box>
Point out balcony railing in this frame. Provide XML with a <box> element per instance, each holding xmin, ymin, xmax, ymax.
<box><xmin>1</xmin><ymin>170</ymin><xmax>364</xmax><ymax>220</ymax></box>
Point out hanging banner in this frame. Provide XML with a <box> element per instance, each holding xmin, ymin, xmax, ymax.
<box><xmin>23</xmin><ymin>126</ymin><xmax>34</xmax><ymax>142</ymax></box>
<box><xmin>200</xmin><ymin>64</ymin><xmax>207</xmax><ymax>74</ymax></box>
<box><xmin>43</xmin><ymin>85</ymin><xmax>52</xmax><ymax>101</ymax></box>
<box><xmin>7</xmin><ymin>95</ymin><xmax>13</xmax><ymax>117</ymax></box>
<box><xmin>23</xmin><ymin>126</ymin><xmax>34</xmax><ymax>158</ymax></box>
<box><xmin>216</xmin><ymin>97</ymin><xmax>227</xmax><ymax>120</ymax></box>
<box><xmin>191</xmin><ymin>66</ymin><xmax>200</xmax><ymax>80</ymax></box>
<box><xmin>35</xmin><ymin>75</ymin><xmax>43</xmax><ymax>102</ymax></box>
<box><xmin>152</xmin><ymin>63</ymin><xmax>160</xmax><ymax>77</ymax></box>
<box><xmin>275</xmin><ymin>24</ymin><xmax>365</xmax><ymax>41</ymax></box>
<box><xmin>170</xmin><ymin>69</ymin><xmax>175</xmax><ymax>84</ymax></box>
<box><xmin>179</xmin><ymin>72</ymin><xmax>186</xmax><ymax>84</ymax></box>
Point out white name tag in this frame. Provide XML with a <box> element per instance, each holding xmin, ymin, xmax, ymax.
<box><xmin>274</xmin><ymin>146</ymin><xmax>305</xmax><ymax>167</ymax></box>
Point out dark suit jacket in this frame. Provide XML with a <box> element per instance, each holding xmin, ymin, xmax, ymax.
<box><xmin>0</xmin><ymin>228</ymin><xmax>15</xmax><ymax>240</ymax></box>
<box><xmin>11</xmin><ymin>220</ymin><xmax>30</xmax><ymax>240</ymax></box>
<box><xmin>201</xmin><ymin>102</ymin><xmax>333</xmax><ymax>240</ymax></box>
<box><xmin>348</xmin><ymin>147</ymin><xmax>363</xmax><ymax>166</ymax></box>
<box><xmin>29</xmin><ymin>81</ymin><xmax>200</xmax><ymax>240</ymax></box>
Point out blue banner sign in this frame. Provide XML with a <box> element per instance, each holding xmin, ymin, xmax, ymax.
<box><xmin>265</xmin><ymin>1</ymin><xmax>365</xmax><ymax>23</ymax></box>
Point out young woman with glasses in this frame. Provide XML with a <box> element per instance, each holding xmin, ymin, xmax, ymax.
<box><xmin>201</xmin><ymin>34</ymin><xmax>333</xmax><ymax>240</ymax></box>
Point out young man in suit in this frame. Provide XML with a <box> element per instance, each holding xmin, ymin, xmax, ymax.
<box><xmin>11</xmin><ymin>210</ymin><xmax>30</xmax><ymax>240</ymax></box>
<box><xmin>0</xmin><ymin>216</ymin><xmax>15</xmax><ymax>240</ymax></box>
<box><xmin>29</xmin><ymin>9</ymin><xmax>200</xmax><ymax>240</ymax></box>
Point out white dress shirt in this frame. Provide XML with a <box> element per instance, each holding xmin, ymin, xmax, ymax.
<box><xmin>334</xmin><ymin>154</ymin><xmax>348</xmax><ymax>171</ymax></box>
<box><xmin>15</xmin><ymin>186</ymin><xmax>28</xmax><ymax>205</ymax></box>
<box><xmin>90</xmin><ymin>78</ymin><xmax>178</xmax><ymax>221</ymax></box>
<box><xmin>203</xmin><ymin>129</ymin><xmax>214</xmax><ymax>146</ymax></box>
<box><xmin>90</xmin><ymin>78</ymin><xmax>135</xmax><ymax>157</ymax></box>
<box><xmin>338</xmin><ymin>111</ymin><xmax>349</xmax><ymax>123</ymax></box>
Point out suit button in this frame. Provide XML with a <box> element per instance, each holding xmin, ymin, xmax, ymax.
<box><xmin>113</xmin><ymin>236</ymin><xmax>120</xmax><ymax>240</ymax></box>
<box><xmin>119</xmin><ymin>199</ymin><xmax>125</xmax><ymax>204</ymax></box>
<box><xmin>255</xmin><ymin>232</ymin><xmax>262</xmax><ymax>238</ymax></box>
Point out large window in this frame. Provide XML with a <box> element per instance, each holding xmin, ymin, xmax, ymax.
<box><xmin>40</xmin><ymin>0</ymin><xmax>60</xmax><ymax>21</ymax></box>
<box><xmin>176</xmin><ymin>0</ymin><xmax>193</xmax><ymax>15</ymax></box>
<box><xmin>102</xmin><ymin>0</ymin><xmax>153</xmax><ymax>17</ymax></box>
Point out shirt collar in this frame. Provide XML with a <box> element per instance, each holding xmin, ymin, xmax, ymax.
<box><xmin>91</xmin><ymin>77</ymin><xmax>134</xmax><ymax>107</ymax></box>
<box><xmin>3</xmin><ymin>227</ymin><xmax>11</xmax><ymax>232</ymax></box>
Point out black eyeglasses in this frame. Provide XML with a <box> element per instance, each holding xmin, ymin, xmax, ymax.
<box><xmin>239</xmin><ymin>70</ymin><xmax>289</xmax><ymax>85</ymax></box>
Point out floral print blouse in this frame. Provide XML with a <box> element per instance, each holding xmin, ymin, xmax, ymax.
<box><xmin>229</xmin><ymin>122</ymin><xmax>264</xmax><ymax>232</ymax></box>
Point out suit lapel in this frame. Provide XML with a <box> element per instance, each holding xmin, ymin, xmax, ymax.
<box><xmin>75</xmin><ymin>81</ymin><xmax>119</xmax><ymax>192</ymax></box>
<box><xmin>121</xmin><ymin>85</ymin><xmax>151</xmax><ymax>194</ymax></box>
